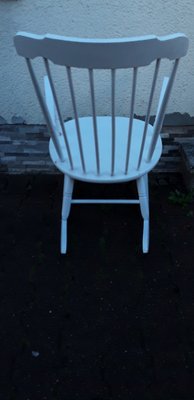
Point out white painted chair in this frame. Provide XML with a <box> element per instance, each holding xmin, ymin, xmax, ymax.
<box><xmin>14</xmin><ymin>32</ymin><xmax>188</xmax><ymax>253</ymax></box>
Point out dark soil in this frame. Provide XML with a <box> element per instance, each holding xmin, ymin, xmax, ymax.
<box><xmin>0</xmin><ymin>174</ymin><xmax>194</xmax><ymax>400</ymax></box>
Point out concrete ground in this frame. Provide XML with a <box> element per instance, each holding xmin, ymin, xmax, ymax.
<box><xmin>0</xmin><ymin>174</ymin><xmax>194</xmax><ymax>400</ymax></box>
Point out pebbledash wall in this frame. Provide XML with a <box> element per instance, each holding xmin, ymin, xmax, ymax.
<box><xmin>1</xmin><ymin>0</ymin><xmax>194</xmax><ymax>174</ymax></box>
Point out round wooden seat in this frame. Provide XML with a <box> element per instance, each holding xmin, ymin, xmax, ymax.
<box><xmin>49</xmin><ymin>116</ymin><xmax>162</xmax><ymax>183</ymax></box>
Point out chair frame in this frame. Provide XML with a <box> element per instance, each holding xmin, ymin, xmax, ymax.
<box><xmin>14</xmin><ymin>32</ymin><xmax>189</xmax><ymax>253</ymax></box>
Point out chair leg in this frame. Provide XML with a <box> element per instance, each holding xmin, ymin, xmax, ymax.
<box><xmin>136</xmin><ymin>174</ymin><xmax>149</xmax><ymax>253</ymax></box>
<box><xmin>61</xmin><ymin>175</ymin><xmax>74</xmax><ymax>254</ymax></box>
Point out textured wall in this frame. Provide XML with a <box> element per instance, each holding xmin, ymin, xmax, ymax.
<box><xmin>1</xmin><ymin>123</ymin><xmax>193</xmax><ymax>175</ymax></box>
<box><xmin>0</xmin><ymin>0</ymin><xmax>194</xmax><ymax>123</ymax></box>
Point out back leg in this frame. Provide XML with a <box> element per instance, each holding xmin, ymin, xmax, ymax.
<box><xmin>61</xmin><ymin>175</ymin><xmax>74</xmax><ymax>254</ymax></box>
<box><xmin>136</xmin><ymin>174</ymin><xmax>149</xmax><ymax>253</ymax></box>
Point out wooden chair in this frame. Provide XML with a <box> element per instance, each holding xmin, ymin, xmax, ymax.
<box><xmin>14</xmin><ymin>32</ymin><xmax>188</xmax><ymax>253</ymax></box>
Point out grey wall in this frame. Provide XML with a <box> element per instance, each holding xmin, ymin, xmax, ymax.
<box><xmin>0</xmin><ymin>0</ymin><xmax>194</xmax><ymax>123</ymax></box>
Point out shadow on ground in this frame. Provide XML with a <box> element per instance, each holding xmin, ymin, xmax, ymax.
<box><xmin>0</xmin><ymin>174</ymin><xmax>194</xmax><ymax>400</ymax></box>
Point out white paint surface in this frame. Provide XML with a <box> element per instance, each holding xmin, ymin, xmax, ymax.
<box><xmin>0</xmin><ymin>0</ymin><xmax>194</xmax><ymax>123</ymax></box>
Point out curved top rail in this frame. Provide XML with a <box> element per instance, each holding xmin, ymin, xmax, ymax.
<box><xmin>14</xmin><ymin>32</ymin><xmax>189</xmax><ymax>69</ymax></box>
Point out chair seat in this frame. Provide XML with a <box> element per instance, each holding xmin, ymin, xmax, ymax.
<box><xmin>49</xmin><ymin>116</ymin><xmax>162</xmax><ymax>183</ymax></box>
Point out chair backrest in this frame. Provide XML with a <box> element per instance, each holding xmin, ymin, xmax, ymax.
<box><xmin>14</xmin><ymin>32</ymin><xmax>188</xmax><ymax>175</ymax></box>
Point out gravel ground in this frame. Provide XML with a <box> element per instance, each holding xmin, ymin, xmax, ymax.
<box><xmin>0</xmin><ymin>174</ymin><xmax>194</xmax><ymax>400</ymax></box>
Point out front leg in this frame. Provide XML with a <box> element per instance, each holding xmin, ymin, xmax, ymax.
<box><xmin>136</xmin><ymin>174</ymin><xmax>149</xmax><ymax>253</ymax></box>
<box><xmin>61</xmin><ymin>175</ymin><xmax>74</xmax><ymax>254</ymax></box>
